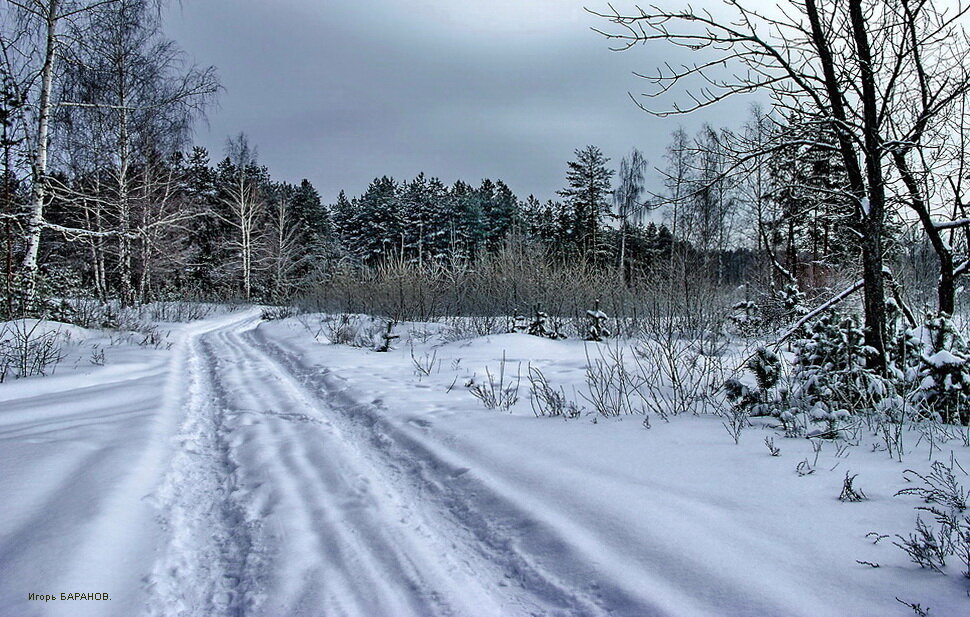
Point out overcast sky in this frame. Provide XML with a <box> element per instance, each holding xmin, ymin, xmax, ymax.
<box><xmin>164</xmin><ymin>0</ymin><xmax>757</xmax><ymax>203</ymax></box>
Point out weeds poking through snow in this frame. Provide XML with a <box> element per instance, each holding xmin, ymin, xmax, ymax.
<box><xmin>137</xmin><ymin>324</ymin><xmax>168</xmax><ymax>348</ymax></box>
<box><xmin>468</xmin><ymin>352</ymin><xmax>521</xmax><ymax>411</ymax></box>
<box><xmin>795</xmin><ymin>459</ymin><xmax>816</xmax><ymax>476</ymax></box>
<box><xmin>839</xmin><ymin>472</ymin><xmax>868</xmax><ymax>502</ymax></box>
<box><xmin>0</xmin><ymin>320</ymin><xmax>66</xmax><ymax>381</ymax></box>
<box><xmin>867</xmin><ymin>532</ymin><xmax>890</xmax><ymax>544</ymax></box>
<box><xmin>897</xmin><ymin>461</ymin><xmax>968</xmax><ymax>512</ymax></box>
<box><xmin>89</xmin><ymin>345</ymin><xmax>105</xmax><ymax>366</ymax></box>
<box><xmin>893</xmin><ymin>518</ymin><xmax>948</xmax><ymax>573</ymax></box>
<box><xmin>528</xmin><ymin>365</ymin><xmax>581</xmax><ymax>419</ymax></box>
<box><xmin>410</xmin><ymin>346</ymin><xmax>438</xmax><ymax>378</ymax></box>
<box><xmin>582</xmin><ymin>343</ymin><xmax>646</xmax><ymax>418</ymax></box>
<box><xmin>895</xmin><ymin>597</ymin><xmax>932</xmax><ymax>616</ymax></box>
<box><xmin>795</xmin><ymin>441</ymin><xmax>823</xmax><ymax>475</ymax></box>
<box><xmin>721</xmin><ymin>405</ymin><xmax>749</xmax><ymax>444</ymax></box>
<box><xmin>889</xmin><ymin>457</ymin><xmax>970</xmax><ymax>579</ymax></box>
<box><xmin>764</xmin><ymin>436</ymin><xmax>781</xmax><ymax>456</ymax></box>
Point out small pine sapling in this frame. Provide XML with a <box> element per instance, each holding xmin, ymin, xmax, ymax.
<box><xmin>729</xmin><ymin>299</ymin><xmax>763</xmax><ymax>336</ymax></box>
<box><xmin>585</xmin><ymin>299</ymin><xmax>611</xmax><ymax>342</ymax></box>
<box><xmin>375</xmin><ymin>320</ymin><xmax>399</xmax><ymax>352</ymax></box>
<box><xmin>528</xmin><ymin>305</ymin><xmax>565</xmax><ymax>340</ymax></box>
<box><xmin>723</xmin><ymin>347</ymin><xmax>782</xmax><ymax>431</ymax></box>
<box><xmin>790</xmin><ymin>313</ymin><xmax>882</xmax><ymax>437</ymax></box>
<box><xmin>912</xmin><ymin>314</ymin><xmax>970</xmax><ymax>425</ymax></box>
<box><xmin>780</xmin><ymin>283</ymin><xmax>809</xmax><ymax>323</ymax></box>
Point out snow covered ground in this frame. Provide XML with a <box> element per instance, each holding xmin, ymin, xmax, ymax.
<box><xmin>1</xmin><ymin>308</ymin><xmax>968</xmax><ymax>616</ymax></box>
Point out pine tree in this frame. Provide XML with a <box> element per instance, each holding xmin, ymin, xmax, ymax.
<box><xmin>354</xmin><ymin>176</ymin><xmax>400</xmax><ymax>264</ymax></box>
<box><xmin>291</xmin><ymin>179</ymin><xmax>330</xmax><ymax>245</ymax></box>
<box><xmin>558</xmin><ymin>146</ymin><xmax>614</xmax><ymax>260</ymax></box>
<box><xmin>330</xmin><ymin>189</ymin><xmax>357</xmax><ymax>255</ymax></box>
<box><xmin>184</xmin><ymin>147</ymin><xmax>222</xmax><ymax>291</ymax></box>
<box><xmin>399</xmin><ymin>173</ymin><xmax>446</xmax><ymax>266</ymax></box>
<box><xmin>446</xmin><ymin>180</ymin><xmax>482</xmax><ymax>261</ymax></box>
<box><xmin>481</xmin><ymin>180</ymin><xmax>520</xmax><ymax>251</ymax></box>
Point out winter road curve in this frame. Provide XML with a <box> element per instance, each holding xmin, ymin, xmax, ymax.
<box><xmin>141</xmin><ymin>312</ymin><xmax>626</xmax><ymax>617</ymax></box>
<box><xmin>5</xmin><ymin>310</ymin><xmax>962</xmax><ymax>617</ymax></box>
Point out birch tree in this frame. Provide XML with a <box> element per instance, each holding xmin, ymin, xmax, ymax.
<box><xmin>218</xmin><ymin>134</ymin><xmax>264</xmax><ymax>301</ymax></box>
<box><xmin>2</xmin><ymin>0</ymin><xmax>123</xmax><ymax>308</ymax></box>
<box><xmin>593</xmin><ymin>0</ymin><xmax>970</xmax><ymax>371</ymax></box>
<box><xmin>56</xmin><ymin>0</ymin><xmax>216</xmax><ymax>306</ymax></box>
<box><xmin>612</xmin><ymin>147</ymin><xmax>647</xmax><ymax>285</ymax></box>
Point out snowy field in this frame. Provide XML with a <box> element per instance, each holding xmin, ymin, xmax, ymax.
<box><xmin>1</xmin><ymin>308</ymin><xmax>969</xmax><ymax>617</ymax></box>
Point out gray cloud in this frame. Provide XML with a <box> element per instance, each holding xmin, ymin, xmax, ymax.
<box><xmin>165</xmin><ymin>0</ymin><xmax>759</xmax><ymax>203</ymax></box>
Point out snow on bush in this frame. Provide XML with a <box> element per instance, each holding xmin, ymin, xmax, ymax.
<box><xmin>728</xmin><ymin>299</ymin><xmax>763</xmax><ymax>336</ymax></box>
<box><xmin>0</xmin><ymin>319</ymin><xmax>71</xmax><ymax>382</ymax></box>
<box><xmin>585</xmin><ymin>299</ymin><xmax>611</xmax><ymax>342</ymax></box>
<box><xmin>788</xmin><ymin>313</ymin><xmax>887</xmax><ymax>436</ymax></box>
<box><xmin>526</xmin><ymin>305</ymin><xmax>566</xmax><ymax>340</ymax></box>
<box><xmin>911</xmin><ymin>314</ymin><xmax>970</xmax><ymax>426</ymax></box>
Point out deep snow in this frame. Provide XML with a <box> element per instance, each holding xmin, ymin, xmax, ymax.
<box><xmin>1</xmin><ymin>309</ymin><xmax>968</xmax><ymax>616</ymax></box>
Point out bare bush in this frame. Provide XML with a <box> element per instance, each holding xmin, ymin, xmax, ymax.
<box><xmin>897</xmin><ymin>461</ymin><xmax>968</xmax><ymax>512</ymax></box>
<box><xmin>582</xmin><ymin>342</ymin><xmax>647</xmax><ymax>418</ymax></box>
<box><xmin>839</xmin><ymin>472</ymin><xmax>868</xmax><ymax>502</ymax></box>
<box><xmin>410</xmin><ymin>346</ymin><xmax>438</xmax><ymax>378</ymax></box>
<box><xmin>467</xmin><ymin>352</ymin><xmax>521</xmax><ymax>411</ymax></box>
<box><xmin>324</xmin><ymin>314</ymin><xmax>360</xmax><ymax>345</ymax></box>
<box><xmin>440</xmin><ymin>315</ymin><xmax>504</xmax><ymax>341</ymax></box>
<box><xmin>0</xmin><ymin>321</ymin><xmax>67</xmax><ymax>382</ymax></box>
<box><xmin>140</xmin><ymin>301</ymin><xmax>215</xmax><ymax>323</ymax></box>
<box><xmin>261</xmin><ymin>305</ymin><xmax>298</xmax><ymax>321</ymax></box>
<box><xmin>298</xmin><ymin>239</ymin><xmax>739</xmax><ymax>340</ymax></box>
<box><xmin>632</xmin><ymin>334</ymin><xmax>726</xmax><ymax>420</ymax></box>
<box><xmin>528</xmin><ymin>364</ymin><xmax>582</xmax><ymax>419</ymax></box>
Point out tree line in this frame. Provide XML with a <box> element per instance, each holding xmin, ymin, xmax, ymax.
<box><xmin>593</xmin><ymin>0</ymin><xmax>970</xmax><ymax>372</ymax></box>
<box><xmin>2</xmin><ymin>0</ymin><xmax>969</xmax><ymax>376</ymax></box>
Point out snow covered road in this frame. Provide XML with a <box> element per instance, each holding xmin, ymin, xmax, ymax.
<box><xmin>1</xmin><ymin>312</ymin><xmax>636</xmax><ymax>617</ymax></box>
<box><xmin>144</xmin><ymin>313</ymin><xmax>606</xmax><ymax>617</ymax></box>
<box><xmin>2</xmin><ymin>310</ymin><xmax>968</xmax><ymax>617</ymax></box>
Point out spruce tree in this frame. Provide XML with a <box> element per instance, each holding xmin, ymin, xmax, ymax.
<box><xmin>354</xmin><ymin>176</ymin><xmax>400</xmax><ymax>264</ymax></box>
<box><xmin>558</xmin><ymin>146</ymin><xmax>614</xmax><ymax>260</ymax></box>
<box><xmin>482</xmin><ymin>180</ymin><xmax>520</xmax><ymax>251</ymax></box>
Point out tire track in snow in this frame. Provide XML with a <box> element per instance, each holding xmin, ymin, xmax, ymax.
<box><xmin>246</xmin><ymin>326</ymin><xmax>636</xmax><ymax>617</ymax></box>
<box><xmin>143</xmin><ymin>321</ymin><xmax>263</xmax><ymax>617</ymax></box>
<box><xmin>202</xmin><ymin>321</ymin><xmax>499</xmax><ymax>616</ymax></box>
<box><xmin>146</xmin><ymin>314</ymin><xmax>624</xmax><ymax>617</ymax></box>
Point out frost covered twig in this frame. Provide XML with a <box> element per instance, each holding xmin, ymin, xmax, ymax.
<box><xmin>468</xmin><ymin>352</ymin><xmax>521</xmax><ymax>411</ymax></box>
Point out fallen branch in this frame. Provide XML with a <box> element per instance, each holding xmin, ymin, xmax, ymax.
<box><xmin>771</xmin><ymin>279</ymin><xmax>864</xmax><ymax>349</ymax></box>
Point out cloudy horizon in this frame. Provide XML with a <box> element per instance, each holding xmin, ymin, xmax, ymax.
<box><xmin>165</xmin><ymin>0</ymin><xmax>758</xmax><ymax>203</ymax></box>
